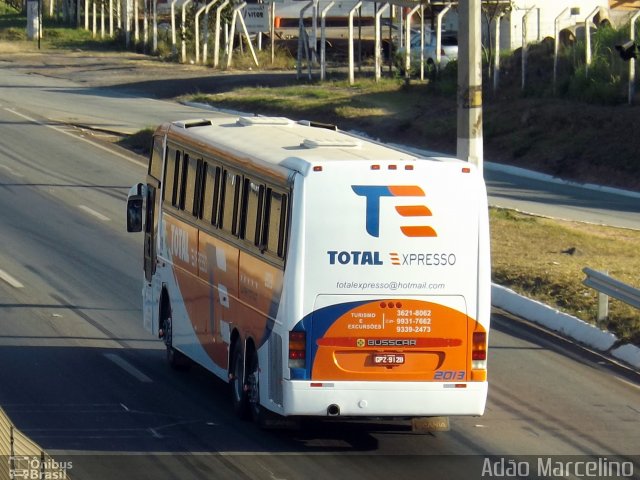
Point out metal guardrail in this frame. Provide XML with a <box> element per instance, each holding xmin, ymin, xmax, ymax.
<box><xmin>0</xmin><ymin>407</ymin><xmax>71</xmax><ymax>480</ymax></box>
<box><xmin>582</xmin><ymin>267</ymin><xmax>640</xmax><ymax>324</ymax></box>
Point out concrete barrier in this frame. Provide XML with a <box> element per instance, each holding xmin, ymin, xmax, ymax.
<box><xmin>0</xmin><ymin>407</ymin><xmax>71</xmax><ymax>480</ymax></box>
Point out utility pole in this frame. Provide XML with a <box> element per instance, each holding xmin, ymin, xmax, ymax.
<box><xmin>456</xmin><ymin>0</ymin><xmax>483</xmax><ymax>174</ymax></box>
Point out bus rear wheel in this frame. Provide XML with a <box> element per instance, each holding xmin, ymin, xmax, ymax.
<box><xmin>163</xmin><ymin>316</ymin><xmax>189</xmax><ymax>370</ymax></box>
<box><xmin>230</xmin><ymin>345</ymin><xmax>249</xmax><ymax>418</ymax></box>
<box><xmin>247</xmin><ymin>349</ymin><xmax>265</xmax><ymax>424</ymax></box>
<box><xmin>247</xmin><ymin>349</ymin><xmax>288</xmax><ymax>429</ymax></box>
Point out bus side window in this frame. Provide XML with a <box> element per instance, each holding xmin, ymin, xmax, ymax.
<box><xmin>168</xmin><ymin>150</ymin><xmax>182</xmax><ymax>207</ymax></box>
<box><xmin>164</xmin><ymin>149</ymin><xmax>180</xmax><ymax>205</ymax></box>
<box><xmin>264</xmin><ymin>190</ymin><xmax>288</xmax><ymax>259</ymax></box>
<box><xmin>278</xmin><ymin>194</ymin><xmax>289</xmax><ymax>258</ymax></box>
<box><xmin>220</xmin><ymin>169</ymin><xmax>241</xmax><ymax>236</ymax></box>
<box><xmin>182</xmin><ymin>154</ymin><xmax>200</xmax><ymax>215</ymax></box>
<box><xmin>178</xmin><ymin>153</ymin><xmax>190</xmax><ymax>210</ymax></box>
<box><xmin>193</xmin><ymin>159</ymin><xmax>205</xmax><ymax>218</ymax></box>
<box><xmin>241</xmin><ymin>178</ymin><xmax>265</xmax><ymax>247</ymax></box>
<box><xmin>149</xmin><ymin>136</ymin><xmax>164</xmax><ymax>181</ymax></box>
<box><xmin>162</xmin><ymin>150</ymin><xmax>173</xmax><ymax>202</ymax></box>
<box><xmin>202</xmin><ymin>163</ymin><xmax>222</xmax><ymax>226</ymax></box>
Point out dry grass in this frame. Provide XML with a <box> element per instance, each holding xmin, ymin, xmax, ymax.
<box><xmin>490</xmin><ymin>208</ymin><xmax>640</xmax><ymax>345</ymax></box>
<box><xmin>0</xmin><ymin>40</ymin><xmax>35</xmax><ymax>52</ymax></box>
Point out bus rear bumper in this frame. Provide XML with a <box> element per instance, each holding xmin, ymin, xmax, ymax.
<box><xmin>281</xmin><ymin>380</ymin><xmax>488</xmax><ymax>417</ymax></box>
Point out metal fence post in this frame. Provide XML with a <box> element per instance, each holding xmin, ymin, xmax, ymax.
<box><xmin>582</xmin><ymin>267</ymin><xmax>640</xmax><ymax>327</ymax></box>
<box><xmin>320</xmin><ymin>1</ymin><xmax>335</xmax><ymax>81</ymax></box>
<box><xmin>553</xmin><ymin>7</ymin><xmax>569</xmax><ymax>94</ymax></box>
<box><xmin>521</xmin><ymin>7</ymin><xmax>535</xmax><ymax>91</ymax></box>
<box><xmin>628</xmin><ymin>10</ymin><xmax>640</xmax><ymax>105</ymax></box>
<box><xmin>348</xmin><ymin>1</ymin><xmax>363</xmax><ymax>85</ymax></box>
<box><xmin>584</xmin><ymin>7</ymin><xmax>600</xmax><ymax>77</ymax></box>
<box><xmin>597</xmin><ymin>289</ymin><xmax>609</xmax><ymax>326</ymax></box>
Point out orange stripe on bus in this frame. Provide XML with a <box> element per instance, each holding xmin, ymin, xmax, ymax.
<box><xmin>400</xmin><ymin>226</ymin><xmax>437</xmax><ymax>237</ymax></box>
<box><xmin>395</xmin><ymin>205</ymin><xmax>433</xmax><ymax>217</ymax></box>
<box><xmin>388</xmin><ymin>185</ymin><xmax>425</xmax><ymax>197</ymax></box>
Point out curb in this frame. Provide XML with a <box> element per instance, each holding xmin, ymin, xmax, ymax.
<box><xmin>492</xmin><ymin>284</ymin><xmax>640</xmax><ymax>370</ymax></box>
<box><xmin>391</xmin><ymin>143</ymin><xmax>640</xmax><ymax>200</ymax></box>
<box><xmin>484</xmin><ymin>162</ymin><xmax>640</xmax><ymax>200</ymax></box>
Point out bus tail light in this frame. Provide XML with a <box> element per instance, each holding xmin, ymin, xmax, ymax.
<box><xmin>472</xmin><ymin>332</ymin><xmax>487</xmax><ymax>370</ymax></box>
<box><xmin>288</xmin><ymin>331</ymin><xmax>306</xmax><ymax>369</ymax></box>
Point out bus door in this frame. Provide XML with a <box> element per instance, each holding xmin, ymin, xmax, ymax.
<box><xmin>142</xmin><ymin>135</ymin><xmax>165</xmax><ymax>335</ymax></box>
<box><xmin>142</xmin><ymin>181</ymin><xmax>161</xmax><ymax>334</ymax></box>
<box><xmin>143</xmin><ymin>183</ymin><xmax>159</xmax><ymax>282</ymax></box>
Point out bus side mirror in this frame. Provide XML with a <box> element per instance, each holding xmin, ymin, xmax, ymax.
<box><xmin>126</xmin><ymin>183</ymin><xmax>145</xmax><ymax>232</ymax></box>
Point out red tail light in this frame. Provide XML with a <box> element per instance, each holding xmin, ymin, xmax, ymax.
<box><xmin>289</xmin><ymin>331</ymin><xmax>306</xmax><ymax>368</ymax></box>
<box><xmin>472</xmin><ymin>332</ymin><xmax>487</xmax><ymax>361</ymax></box>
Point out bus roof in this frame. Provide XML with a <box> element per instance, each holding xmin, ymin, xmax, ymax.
<box><xmin>163</xmin><ymin>115</ymin><xmax>466</xmax><ymax>178</ymax></box>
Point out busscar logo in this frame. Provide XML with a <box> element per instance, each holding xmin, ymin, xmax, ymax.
<box><xmin>356</xmin><ymin>338</ymin><xmax>366</xmax><ymax>348</ymax></box>
<box><xmin>351</xmin><ymin>185</ymin><xmax>437</xmax><ymax>238</ymax></box>
<box><xmin>367</xmin><ymin>339</ymin><xmax>417</xmax><ymax>347</ymax></box>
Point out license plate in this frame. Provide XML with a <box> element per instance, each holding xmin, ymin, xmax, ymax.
<box><xmin>372</xmin><ymin>353</ymin><xmax>405</xmax><ymax>365</ymax></box>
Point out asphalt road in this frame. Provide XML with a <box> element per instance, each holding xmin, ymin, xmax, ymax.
<box><xmin>0</xmin><ymin>52</ymin><xmax>639</xmax><ymax>479</ymax></box>
<box><xmin>485</xmin><ymin>166</ymin><xmax>640</xmax><ymax>231</ymax></box>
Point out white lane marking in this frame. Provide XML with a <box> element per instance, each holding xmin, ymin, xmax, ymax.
<box><xmin>0</xmin><ymin>163</ymin><xmax>25</xmax><ymax>177</ymax></box>
<box><xmin>78</xmin><ymin>205</ymin><xmax>111</xmax><ymax>222</ymax></box>
<box><xmin>103</xmin><ymin>353</ymin><xmax>153</xmax><ymax>383</ymax></box>
<box><xmin>3</xmin><ymin>107</ymin><xmax>147</xmax><ymax>168</ymax></box>
<box><xmin>0</xmin><ymin>269</ymin><xmax>24</xmax><ymax>288</ymax></box>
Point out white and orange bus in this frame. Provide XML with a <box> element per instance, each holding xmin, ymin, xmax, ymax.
<box><xmin>127</xmin><ymin>114</ymin><xmax>491</xmax><ymax>424</ymax></box>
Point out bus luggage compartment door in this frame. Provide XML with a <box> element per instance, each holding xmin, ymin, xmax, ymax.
<box><xmin>309</xmin><ymin>296</ymin><xmax>471</xmax><ymax>382</ymax></box>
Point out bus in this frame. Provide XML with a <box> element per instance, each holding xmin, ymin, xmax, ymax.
<box><xmin>126</xmin><ymin>114</ymin><xmax>491</xmax><ymax>425</ymax></box>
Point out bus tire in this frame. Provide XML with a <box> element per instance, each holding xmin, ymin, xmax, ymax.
<box><xmin>230</xmin><ymin>344</ymin><xmax>249</xmax><ymax>419</ymax></box>
<box><xmin>167</xmin><ymin>345</ymin><xmax>190</xmax><ymax>370</ymax></box>
<box><xmin>247</xmin><ymin>349</ymin><xmax>290</xmax><ymax>429</ymax></box>
<box><xmin>164</xmin><ymin>316</ymin><xmax>190</xmax><ymax>370</ymax></box>
<box><xmin>247</xmin><ymin>349</ymin><xmax>266</xmax><ymax>425</ymax></box>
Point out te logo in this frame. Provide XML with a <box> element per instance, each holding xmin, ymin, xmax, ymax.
<box><xmin>352</xmin><ymin>185</ymin><xmax>437</xmax><ymax>238</ymax></box>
